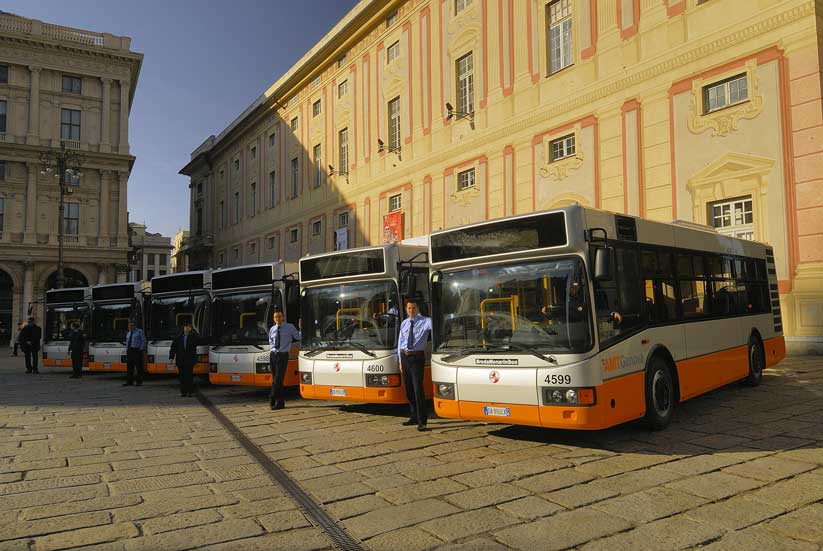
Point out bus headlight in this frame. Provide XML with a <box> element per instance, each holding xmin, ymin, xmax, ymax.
<box><xmin>300</xmin><ymin>372</ymin><xmax>312</xmax><ymax>384</ymax></box>
<box><xmin>543</xmin><ymin>387</ymin><xmax>596</xmax><ymax>406</ymax></box>
<box><xmin>147</xmin><ymin>355</ymin><xmax>155</xmax><ymax>363</ymax></box>
<box><xmin>209</xmin><ymin>363</ymin><xmax>218</xmax><ymax>373</ymax></box>
<box><xmin>366</xmin><ymin>374</ymin><xmax>401</xmax><ymax>387</ymax></box>
<box><xmin>435</xmin><ymin>382</ymin><xmax>455</xmax><ymax>400</ymax></box>
<box><xmin>120</xmin><ymin>355</ymin><xmax>128</xmax><ymax>363</ymax></box>
<box><xmin>255</xmin><ymin>362</ymin><xmax>270</xmax><ymax>373</ymax></box>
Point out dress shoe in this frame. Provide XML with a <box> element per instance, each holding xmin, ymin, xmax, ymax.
<box><xmin>122</xmin><ymin>382</ymin><xmax>133</xmax><ymax>386</ymax></box>
<box><xmin>270</xmin><ymin>403</ymin><xmax>284</xmax><ymax>410</ymax></box>
<box><xmin>402</xmin><ymin>419</ymin><xmax>418</xmax><ymax>426</ymax></box>
<box><xmin>25</xmin><ymin>370</ymin><xmax>32</xmax><ymax>374</ymax></box>
<box><xmin>417</xmin><ymin>423</ymin><xmax>427</xmax><ymax>432</ymax></box>
<box><xmin>135</xmin><ymin>382</ymin><xmax>142</xmax><ymax>386</ymax></box>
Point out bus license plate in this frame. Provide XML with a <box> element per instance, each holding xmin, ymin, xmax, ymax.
<box><xmin>165</xmin><ymin>364</ymin><xmax>176</xmax><ymax>371</ymax></box>
<box><xmin>230</xmin><ymin>375</ymin><xmax>241</xmax><ymax>382</ymax></box>
<box><xmin>484</xmin><ymin>406</ymin><xmax>511</xmax><ymax>417</ymax></box>
<box><xmin>330</xmin><ymin>388</ymin><xmax>347</xmax><ymax>397</ymax></box>
<box><xmin>103</xmin><ymin>363</ymin><xmax>111</xmax><ymax>370</ymax></box>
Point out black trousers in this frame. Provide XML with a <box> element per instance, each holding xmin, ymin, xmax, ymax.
<box><xmin>401</xmin><ymin>353</ymin><xmax>427</xmax><ymax>424</ymax></box>
<box><xmin>71</xmin><ymin>353</ymin><xmax>83</xmax><ymax>377</ymax></box>
<box><xmin>126</xmin><ymin>349</ymin><xmax>144</xmax><ymax>384</ymax></box>
<box><xmin>24</xmin><ymin>349</ymin><xmax>38</xmax><ymax>372</ymax></box>
<box><xmin>13</xmin><ymin>342</ymin><xmax>19</xmax><ymax>355</ymax></box>
<box><xmin>269</xmin><ymin>352</ymin><xmax>290</xmax><ymax>407</ymax></box>
<box><xmin>178</xmin><ymin>361</ymin><xmax>194</xmax><ymax>395</ymax></box>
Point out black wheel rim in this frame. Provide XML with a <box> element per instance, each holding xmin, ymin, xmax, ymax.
<box><xmin>652</xmin><ymin>370</ymin><xmax>671</xmax><ymax>416</ymax></box>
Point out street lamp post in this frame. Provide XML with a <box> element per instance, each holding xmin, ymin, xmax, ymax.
<box><xmin>39</xmin><ymin>141</ymin><xmax>85</xmax><ymax>290</ymax></box>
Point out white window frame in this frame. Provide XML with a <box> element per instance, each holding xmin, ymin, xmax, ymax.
<box><xmin>339</xmin><ymin>211</ymin><xmax>349</xmax><ymax>228</ymax></box>
<box><xmin>338</xmin><ymin>80</ymin><xmax>348</xmax><ymax>99</ymax></box>
<box><xmin>387</xmin><ymin>41</ymin><xmax>400</xmax><ymax>64</ymax></box>
<box><xmin>457</xmin><ymin>168</ymin><xmax>476</xmax><ymax>191</ymax></box>
<box><xmin>290</xmin><ymin>158</ymin><xmax>299</xmax><ymax>198</ymax></box>
<box><xmin>548</xmin><ymin>0</ymin><xmax>573</xmax><ymax>74</ymax></box>
<box><xmin>339</xmin><ymin>128</ymin><xmax>349</xmax><ymax>171</ymax></box>
<box><xmin>63</xmin><ymin>202</ymin><xmax>80</xmax><ymax>236</ymax></box>
<box><xmin>61</xmin><ymin>108</ymin><xmax>81</xmax><ymax>141</ymax></box>
<box><xmin>704</xmin><ymin>74</ymin><xmax>748</xmax><ymax>114</ymax></box>
<box><xmin>313</xmin><ymin>144</ymin><xmax>322</xmax><ymax>188</ymax></box>
<box><xmin>389</xmin><ymin>194</ymin><xmax>402</xmax><ymax>212</ymax></box>
<box><xmin>62</xmin><ymin>75</ymin><xmax>82</xmax><ymax>95</ymax></box>
<box><xmin>710</xmin><ymin>197</ymin><xmax>755</xmax><ymax>240</ymax></box>
<box><xmin>290</xmin><ymin>117</ymin><xmax>298</xmax><ymax>131</ymax></box>
<box><xmin>289</xmin><ymin>228</ymin><xmax>299</xmax><ymax>243</ymax></box>
<box><xmin>312</xmin><ymin>99</ymin><xmax>321</xmax><ymax>117</ymax></box>
<box><xmin>388</xmin><ymin>97</ymin><xmax>401</xmax><ymax>151</ymax></box>
<box><xmin>455</xmin><ymin>0</ymin><xmax>472</xmax><ymax>15</ymax></box>
<box><xmin>456</xmin><ymin>52</ymin><xmax>474</xmax><ymax>115</ymax></box>
<box><xmin>549</xmin><ymin>134</ymin><xmax>575</xmax><ymax>162</ymax></box>
<box><xmin>312</xmin><ymin>220</ymin><xmax>322</xmax><ymax>237</ymax></box>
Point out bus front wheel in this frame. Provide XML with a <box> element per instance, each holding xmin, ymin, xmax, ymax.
<box><xmin>644</xmin><ymin>357</ymin><xmax>675</xmax><ymax>430</ymax></box>
<box><xmin>744</xmin><ymin>336</ymin><xmax>764</xmax><ymax>387</ymax></box>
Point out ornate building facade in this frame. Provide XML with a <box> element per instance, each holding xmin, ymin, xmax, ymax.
<box><xmin>181</xmin><ymin>0</ymin><xmax>823</xmax><ymax>352</ymax></box>
<box><xmin>0</xmin><ymin>12</ymin><xmax>142</xmax><ymax>330</ymax></box>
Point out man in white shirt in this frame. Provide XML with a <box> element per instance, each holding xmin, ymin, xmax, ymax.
<box><xmin>397</xmin><ymin>297</ymin><xmax>432</xmax><ymax>431</ymax></box>
<box><xmin>269</xmin><ymin>308</ymin><xmax>300</xmax><ymax>410</ymax></box>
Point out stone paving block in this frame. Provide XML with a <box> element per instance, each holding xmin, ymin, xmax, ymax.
<box><xmin>34</xmin><ymin>523</ymin><xmax>139</xmax><ymax>551</ymax></box>
<box><xmin>578</xmin><ymin>513</ymin><xmax>723</xmax><ymax>551</ymax></box>
<box><xmin>494</xmin><ymin>507</ymin><xmax>632</xmax><ymax>551</ymax></box>
<box><xmin>378</xmin><ymin>478</ymin><xmax>467</xmax><ymax>505</ymax></box>
<box><xmin>575</xmin><ymin>453</ymin><xmax>673</xmax><ymax>477</ymax></box>
<box><xmin>219</xmin><ymin>496</ymin><xmax>292</xmax><ymax>519</ymax></box>
<box><xmin>722</xmin><ymin>455</ymin><xmax>816</xmax><ymax>482</ymax></box>
<box><xmin>335</xmin><ymin>455</ymin><xmax>392</xmax><ymax>472</ymax></box>
<box><xmin>22</xmin><ymin>463</ymin><xmax>111</xmax><ymax>480</ymax></box>
<box><xmin>496</xmin><ymin>495</ymin><xmax>564</xmax><ymax>520</ymax></box>
<box><xmin>665</xmin><ymin>471</ymin><xmax>766</xmax><ymax>500</ymax></box>
<box><xmin>686</xmin><ymin>433</ymin><xmax>753</xmax><ymax>449</ymax></box>
<box><xmin>109</xmin><ymin>470</ymin><xmax>214</xmax><ymax>495</ymax></box>
<box><xmin>0</xmin><ymin>458</ymin><xmax>67</xmax><ymax>474</ymax></box>
<box><xmin>0</xmin><ymin>510</ymin><xmax>111</xmax><ymax>542</ymax></box>
<box><xmin>745</xmin><ymin>435</ymin><xmax>815</xmax><ymax>451</ymax></box>
<box><xmin>110</xmin><ymin>453</ymin><xmax>200</xmax><ymax>471</ymax></box>
<box><xmin>400</xmin><ymin>459</ymin><xmax>490</xmax><ymax>482</ymax></box>
<box><xmin>326</xmin><ymin>494</ymin><xmax>391</xmax><ymax>520</ymax></box>
<box><xmin>698</xmin><ymin>526</ymin><xmax>818</xmax><ymax>551</ymax></box>
<box><xmin>113</xmin><ymin>493</ymin><xmax>238</xmax><ymax>522</ymax></box>
<box><xmin>592</xmin><ymin>467</ymin><xmax>683</xmax><ymax>495</ymax></box>
<box><xmin>776</xmin><ymin>446</ymin><xmax>823</xmax><ymax>465</ymax></box>
<box><xmin>0</xmin><ymin>484</ymin><xmax>107</xmax><ymax>512</ymax></box>
<box><xmin>69</xmin><ymin>452</ymin><xmax>141</xmax><ymax>467</ymax></box>
<box><xmin>209</xmin><ymin>464</ymin><xmax>266</xmax><ymax>482</ymax></box>
<box><xmin>761</xmin><ymin>504</ymin><xmax>823</xmax><ymax>543</ymax></box>
<box><xmin>0</xmin><ymin>473</ymin><xmax>22</xmax><ymax>483</ymax></box>
<box><xmin>654</xmin><ymin>452</ymin><xmax>743</xmax><ymax>476</ymax></box>
<box><xmin>299</xmin><ymin>471</ymin><xmax>364</xmax><ymax>491</ymax></box>
<box><xmin>443</xmin><ymin>482</ymin><xmax>530</xmax><ymax>510</ymax></box>
<box><xmin>542</xmin><ymin>482</ymin><xmax>619</xmax><ymax>509</ymax></box>
<box><xmin>290</xmin><ymin>464</ymin><xmax>344</xmax><ymax>481</ymax></box>
<box><xmin>140</xmin><ymin>484</ymin><xmax>215</xmax><ymax>502</ymax></box>
<box><xmin>343</xmin><ymin>498</ymin><xmax>460</xmax><ymax>540</ymax></box>
<box><xmin>433</xmin><ymin>538</ymin><xmax>509</xmax><ymax>551</ymax></box>
<box><xmin>210</xmin><ymin>475</ymin><xmax>272</xmax><ymax>494</ymax></box>
<box><xmin>361</xmin><ymin>474</ymin><xmax>415</xmax><ymax>491</ymax></box>
<box><xmin>364</xmin><ymin>527</ymin><xmax>443</xmax><ymax>551</ymax></box>
<box><xmin>258</xmin><ymin>509</ymin><xmax>311</xmax><ymax>532</ymax></box>
<box><xmin>123</xmin><ymin>518</ymin><xmax>264</xmax><ymax>551</ymax></box>
<box><xmin>22</xmin><ymin>495</ymin><xmax>143</xmax><ymax>521</ymax></box>
<box><xmin>310</xmin><ymin>482</ymin><xmax>375</xmax><ymax>504</ymax></box>
<box><xmin>104</xmin><ymin>462</ymin><xmax>200</xmax><ymax>482</ymax></box>
<box><xmin>357</xmin><ymin>456</ymin><xmax>442</xmax><ymax>479</ymax></box>
<box><xmin>684</xmin><ymin>495</ymin><xmax>786</xmax><ymax>530</ymax></box>
<box><xmin>0</xmin><ymin>539</ymin><xmax>31</xmax><ymax>551</ymax></box>
<box><xmin>592</xmin><ymin>486</ymin><xmax>708</xmax><ymax>523</ymax></box>
<box><xmin>142</xmin><ymin>509</ymin><xmax>224</xmax><ymax>535</ymax></box>
<box><xmin>747</xmin><ymin>471</ymin><xmax>823</xmax><ymax>509</ymax></box>
<box><xmin>198</xmin><ymin>527</ymin><xmax>331</xmax><ymax>551</ymax></box>
<box><xmin>420</xmin><ymin>506</ymin><xmax>521</xmax><ymax>541</ymax></box>
<box><xmin>512</xmin><ymin>467</ymin><xmax>595</xmax><ymax>493</ymax></box>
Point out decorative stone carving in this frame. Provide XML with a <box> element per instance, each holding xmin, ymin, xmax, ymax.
<box><xmin>687</xmin><ymin>60</ymin><xmax>764</xmax><ymax>137</ymax></box>
<box><xmin>449</xmin><ymin>184</ymin><xmax>481</xmax><ymax>205</ymax></box>
<box><xmin>539</xmin><ymin>129</ymin><xmax>585</xmax><ymax>181</ymax></box>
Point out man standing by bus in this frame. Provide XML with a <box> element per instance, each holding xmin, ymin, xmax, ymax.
<box><xmin>123</xmin><ymin>320</ymin><xmax>146</xmax><ymax>387</ymax></box>
<box><xmin>269</xmin><ymin>308</ymin><xmax>300</xmax><ymax>410</ymax></box>
<box><xmin>170</xmin><ymin>320</ymin><xmax>198</xmax><ymax>397</ymax></box>
<box><xmin>398</xmin><ymin>297</ymin><xmax>432</xmax><ymax>431</ymax></box>
<box><xmin>68</xmin><ymin>322</ymin><xmax>85</xmax><ymax>379</ymax></box>
<box><xmin>20</xmin><ymin>317</ymin><xmax>41</xmax><ymax>374</ymax></box>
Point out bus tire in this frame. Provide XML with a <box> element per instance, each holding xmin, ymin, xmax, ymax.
<box><xmin>744</xmin><ymin>336</ymin><xmax>764</xmax><ymax>387</ymax></box>
<box><xmin>644</xmin><ymin>356</ymin><xmax>675</xmax><ymax>430</ymax></box>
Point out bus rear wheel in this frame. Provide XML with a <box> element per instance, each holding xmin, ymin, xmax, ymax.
<box><xmin>644</xmin><ymin>357</ymin><xmax>675</xmax><ymax>430</ymax></box>
<box><xmin>744</xmin><ymin>336</ymin><xmax>764</xmax><ymax>387</ymax></box>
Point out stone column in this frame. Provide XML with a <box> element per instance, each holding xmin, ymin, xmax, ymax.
<box><xmin>27</xmin><ymin>66</ymin><xmax>41</xmax><ymax>145</ymax></box>
<box><xmin>118</xmin><ymin>171</ymin><xmax>128</xmax><ymax>240</ymax></box>
<box><xmin>22</xmin><ymin>262</ymin><xmax>33</xmax><ymax>320</ymax></box>
<box><xmin>24</xmin><ymin>163</ymin><xmax>37</xmax><ymax>244</ymax></box>
<box><xmin>99</xmin><ymin>170</ymin><xmax>110</xmax><ymax>240</ymax></box>
<box><xmin>100</xmin><ymin>78</ymin><xmax>112</xmax><ymax>153</ymax></box>
<box><xmin>118</xmin><ymin>79</ymin><xmax>130</xmax><ymax>154</ymax></box>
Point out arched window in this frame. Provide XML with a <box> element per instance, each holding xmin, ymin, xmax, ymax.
<box><xmin>45</xmin><ymin>268</ymin><xmax>88</xmax><ymax>290</ymax></box>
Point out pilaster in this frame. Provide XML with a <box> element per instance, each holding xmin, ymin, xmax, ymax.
<box><xmin>99</xmin><ymin>170</ymin><xmax>111</xmax><ymax>239</ymax></box>
<box><xmin>118</xmin><ymin>171</ymin><xmax>128</xmax><ymax>239</ymax></box>
<box><xmin>24</xmin><ymin>163</ymin><xmax>37</xmax><ymax>243</ymax></box>
<box><xmin>26</xmin><ymin>66</ymin><xmax>41</xmax><ymax>145</ymax></box>
<box><xmin>118</xmin><ymin>79</ymin><xmax>130</xmax><ymax>155</ymax></box>
<box><xmin>100</xmin><ymin>78</ymin><xmax>112</xmax><ymax>153</ymax></box>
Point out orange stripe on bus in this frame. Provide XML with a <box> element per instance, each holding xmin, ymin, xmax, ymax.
<box><xmin>676</xmin><ymin>345</ymin><xmax>749</xmax><ymax>401</ymax></box>
<box><xmin>146</xmin><ymin>362</ymin><xmax>210</xmax><ymax>375</ymax></box>
<box><xmin>301</xmin><ymin>384</ymin><xmax>408</xmax><ymax>404</ymax></box>
<box><xmin>764</xmin><ymin>336</ymin><xmax>786</xmax><ymax>368</ymax></box>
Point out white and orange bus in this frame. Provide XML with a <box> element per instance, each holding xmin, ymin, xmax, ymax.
<box><xmin>429</xmin><ymin>205</ymin><xmax>785</xmax><ymax>430</ymax></box>
<box><xmin>298</xmin><ymin>240</ymin><xmax>431</xmax><ymax>403</ymax></box>
<box><xmin>209</xmin><ymin>262</ymin><xmax>300</xmax><ymax>387</ymax></box>
<box><xmin>88</xmin><ymin>282</ymin><xmax>149</xmax><ymax>373</ymax></box>
<box><xmin>147</xmin><ymin>270</ymin><xmax>212</xmax><ymax>375</ymax></box>
<box><xmin>42</xmin><ymin>287</ymin><xmax>92</xmax><ymax>369</ymax></box>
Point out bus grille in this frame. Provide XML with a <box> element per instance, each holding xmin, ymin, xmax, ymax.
<box><xmin>765</xmin><ymin>247</ymin><xmax>782</xmax><ymax>334</ymax></box>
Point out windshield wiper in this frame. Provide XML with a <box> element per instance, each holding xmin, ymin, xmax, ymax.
<box><xmin>343</xmin><ymin>340</ymin><xmax>377</xmax><ymax>358</ymax></box>
<box><xmin>502</xmin><ymin>342</ymin><xmax>557</xmax><ymax>364</ymax></box>
<box><xmin>304</xmin><ymin>342</ymin><xmax>342</xmax><ymax>357</ymax></box>
<box><xmin>441</xmin><ymin>345</ymin><xmax>488</xmax><ymax>363</ymax></box>
<box><xmin>304</xmin><ymin>340</ymin><xmax>376</xmax><ymax>358</ymax></box>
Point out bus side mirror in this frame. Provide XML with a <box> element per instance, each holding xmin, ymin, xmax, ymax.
<box><xmin>287</xmin><ymin>284</ymin><xmax>299</xmax><ymax>305</ymax></box>
<box><xmin>400</xmin><ymin>271</ymin><xmax>416</xmax><ymax>297</ymax></box>
<box><xmin>594</xmin><ymin>248</ymin><xmax>612</xmax><ymax>281</ymax></box>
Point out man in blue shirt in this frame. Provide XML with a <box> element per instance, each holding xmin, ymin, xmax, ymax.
<box><xmin>123</xmin><ymin>320</ymin><xmax>146</xmax><ymax>387</ymax></box>
<box><xmin>269</xmin><ymin>308</ymin><xmax>300</xmax><ymax>410</ymax></box>
<box><xmin>397</xmin><ymin>297</ymin><xmax>432</xmax><ymax>431</ymax></box>
<box><xmin>170</xmin><ymin>319</ymin><xmax>199</xmax><ymax>397</ymax></box>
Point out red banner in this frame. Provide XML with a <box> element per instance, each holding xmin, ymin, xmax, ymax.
<box><xmin>382</xmin><ymin>211</ymin><xmax>404</xmax><ymax>243</ymax></box>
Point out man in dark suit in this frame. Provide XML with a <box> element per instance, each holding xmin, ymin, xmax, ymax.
<box><xmin>170</xmin><ymin>320</ymin><xmax>198</xmax><ymax>397</ymax></box>
<box><xmin>123</xmin><ymin>320</ymin><xmax>146</xmax><ymax>386</ymax></box>
<box><xmin>20</xmin><ymin>317</ymin><xmax>42</xmax><ymax>374</ymax></box>
<box><xmin>68</xmin><ymin>322</ymin><xmax>85</xmax><ymax>379</ymax></box>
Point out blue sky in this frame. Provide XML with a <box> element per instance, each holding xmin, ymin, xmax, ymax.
<box><xmin>5</xmin><ymin>0</ymin><xmax>358</xmax><ymax>237</ymax></box>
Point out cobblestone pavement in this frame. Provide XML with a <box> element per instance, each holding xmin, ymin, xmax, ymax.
<box><xmin>2</xmin><ymin>355</ymin><xmax>822</xmax><ymax>550</ymax></box>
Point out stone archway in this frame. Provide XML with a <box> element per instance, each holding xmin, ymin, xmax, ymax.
<box><xmin>0</xmin><ymin>269</ymin><xmax>13</xmax><ymax>346</ymax></box>
<box><xmin>44</xmin><ymin>268</ymin><xmax>90</xmax><ymax>291</ymax></box>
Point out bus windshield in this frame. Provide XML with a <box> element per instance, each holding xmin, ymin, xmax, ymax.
<box><xmin>45</xmin><ymin>304</ymin><xmax>90</xmax><ymax>342</ymax></box>
<box><xmin>150</xmin><ymin>294</ymin><xmax>210</xmax><ymax>341</ymax></box>
<box><xmin>434</xmin><ymin>257</ymin><xmax>593</xmax><ymax>354</ymax></box>
<box><xmin>302</xmin><ymin>281</ymin><xmax>400</xmax><ymax>351</ymax></box>
<box><xmin>213</xmin><ymin>291</ymin><xmax>280</xmax><ymax>346</ymax></box>
<box><xmin>92</xmin><ymin>303</ymin><xmax>133</xmax><ymax>343</ymax></box>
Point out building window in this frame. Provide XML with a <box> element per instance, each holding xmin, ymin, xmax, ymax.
<box><xmin>387</xmin><ymin>41</ymin><xmax>400</xmax><ymax>64</ymax></box>
<box><xmin>250</xmin><ymin>182</ymin><xmax>256</xmax><ymax>214</ymax></box>
<box><xmin>339</xmin><ymin>211</ymin><xmax>349</xmax><ymax>227</ymax></box>
<box><xmin>269</xmin><ymin>132</ymin><xmax>276</xmax><ymax>147</ymax></box>
<box><xmin>250</xmin><ymin>146</ymin><xmax>256</xmax><ymax>160</ymax></box>
<box><xmin>338</xmin><ymin>80</ymin><xmax>348</xmax><ymax>99</ymax></box>
<box><xmin>290</xmin><ymin>228</ymin><xmax>298</xmax><ymax>243</ymax></box>
<box><xmin>267</xmin><ymin>236</ymin><xmax>275</xmax><ymax>249</ymax></box>
<box><xmin>311</xmin><ymin>75</ymin><xmax>322</xmax><ymax>89</ymax></box>
<box><xmin>337</xmin><ymin>53</ymin><xmax>347</xmax><ymax>68</ymax></box>
<box><xmin>313</xmin><ymin>99</ymin><xmax>322</xmax><ymax>117</ymax></box>
<box><xmin>339</xmin><ymin>128</ymin><xmax>349</xmax><ymax>171</ymax></box>
<box><xmin>290</xmin><ymin>117</ymin><xmax>298</xmax><ymax>131</ymax></box>
<box><xmin>233</xmin><ymin>191</ymin><xmax>240</xmax><ymax>224</ymax></box>
<box><xmin>550</xmin><ymin>134</ymin><xmax>575</xmax><ymax>162</ymax></box>
<box><xmin>313</xmin><ymin>144</ymin><xmax>322</xmax><ymax>188</ymax></box>
<box><xmin>233</xmin><ymin>247</ymin><xmax>240</xmax><ymax>261</ymax></box>
<box><xmin>388</xmin><ymin>97</ymin><xmax>401</xmax><ymax>151</ymax></box>
<box><xmin>456</xmin><ymin>52</ymin><xmax>474</xmax><ymax>115</ymax></box>
<box><xmin>61</xmin><ymin>109</ymin><xmax>81</xmax><ymax>141</ymax></box>
<box><xmin>196</xmin><ymin>181</ymin><xmax>203</xmax><ymax>195</ymax></box>
<box><xmin>0</xmin><ymin>65</ymin><xmax>7</xmax><ymax>84</ymax></box>
<box><xmin>0</xmin><ymin>160</ymin><xmax>5</xmax><ymax>180</ymax></box>
<box><xmin>457</xmin><ymin>168</ymin><xmax>476</xmax><ymax>191</ymax></box>
<box><xmin>218</xmin><ymin>200</ymin><xmax>224</xmax><ymax>229</ymax></box>
<box><xmin>0</xmin><ymin>101</ymin><xmax>6</xmax><ymax>133</ymax></box>
<box><xmin>386</xmin><ymin>10</ymin><xmax>398</xmax><ymax>27</ymax></box>
<box><xmin>548</xmin><ymin>0</ymin><xmax>573</xmax><ymax>74</ymax></box>
<box><xmin>389</xmin><ymin>193</ymin><xmax>402</xmax><ymax>212</ymax></box>
<box><xmin>218</xmin><ymin>252</ymin><xmax>224</xmax><ymax>265</ymax></box>
<box><xmin>704</xmin><ymin>74</ymin><xmax>748</xmax><ymax>113</ymax></box>
<box><xmin>710</xmin><ymin>197</ymin><xmax>754</xmax><ymax>240</ymax></box>
<box><xmin>147</xmin><ymin>253</ymin><xmax>155</xmax><ymax>265</ymax></box>
<box><xmin>455</xmin><ymin>0</ymin><xmax>472</xmax><ymax>15</ymax></box>
<box><xmin>269</xmin><ymin>170</ymin><xmax>277</xmax><ymax>207</ymax></box>
<box><xmin>63</xmin><ymin>203</ymin><xmax>79</xmax><ymax>236</ymax></box>
<box><xmin>159</xmin><ymin>254</ymin><xmax>167</xmax><ymax>266</ymax></box>
<box><xmin>312</xmin><ymin>220</ymin><xmax>322</xmax><ymax>236</ymax></box>
<box><xmin>249</xmin><ymin>241</ymin><xmax>256</xmax><ymax>254</ymax></box>
<box><xmin>219</xmin><ymin>169</ymin><xmax>225</xmax><ymax>181</ymax></box>
<box><xmin>62</xmin><ymin>75</ymin><xmax>82</xmax><ymax>94</ymax></box>
<box><xmin>290</xmin><ymin>158</ymin><xmax>299</xmax><ymax>197</ymax></box>
<box><xmin>233</xmin><ymin>159</ymin><xmax>240</xmax><ymax>171</ymax></box>
<box><xmin>196</xmin><ymin>207</ymin><xmax>203</xmax><ymax>236</ymax></box>
<box><xmin>0</xmin><ymin>198</ymin><xmax>5</xmax><ymax>235</ymax></box>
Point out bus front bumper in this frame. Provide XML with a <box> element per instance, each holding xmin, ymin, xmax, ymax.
<box><xmin>300</xmin><ymin>383</ymin><xmax>407</xmax><ymax>403</ymax></box>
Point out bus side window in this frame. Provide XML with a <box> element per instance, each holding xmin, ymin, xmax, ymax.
<box><xmin>642</xmin><ymin>249</ymin><xmax>677</xmax><ymax>323</ymax></box>
<box><xmin>593</xmin><ymin>246</ymin><xmax>643</xmax><ymax>345</ymax></box>
<box><xmin>285</xmin><ymin>283</ymin><xmax>300</xmax><ymax>325</ymax></box>
<box><xmin>412</xmin><ymin>268</ymin><xmax>431</xmax><ymax>317</ymax></box>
